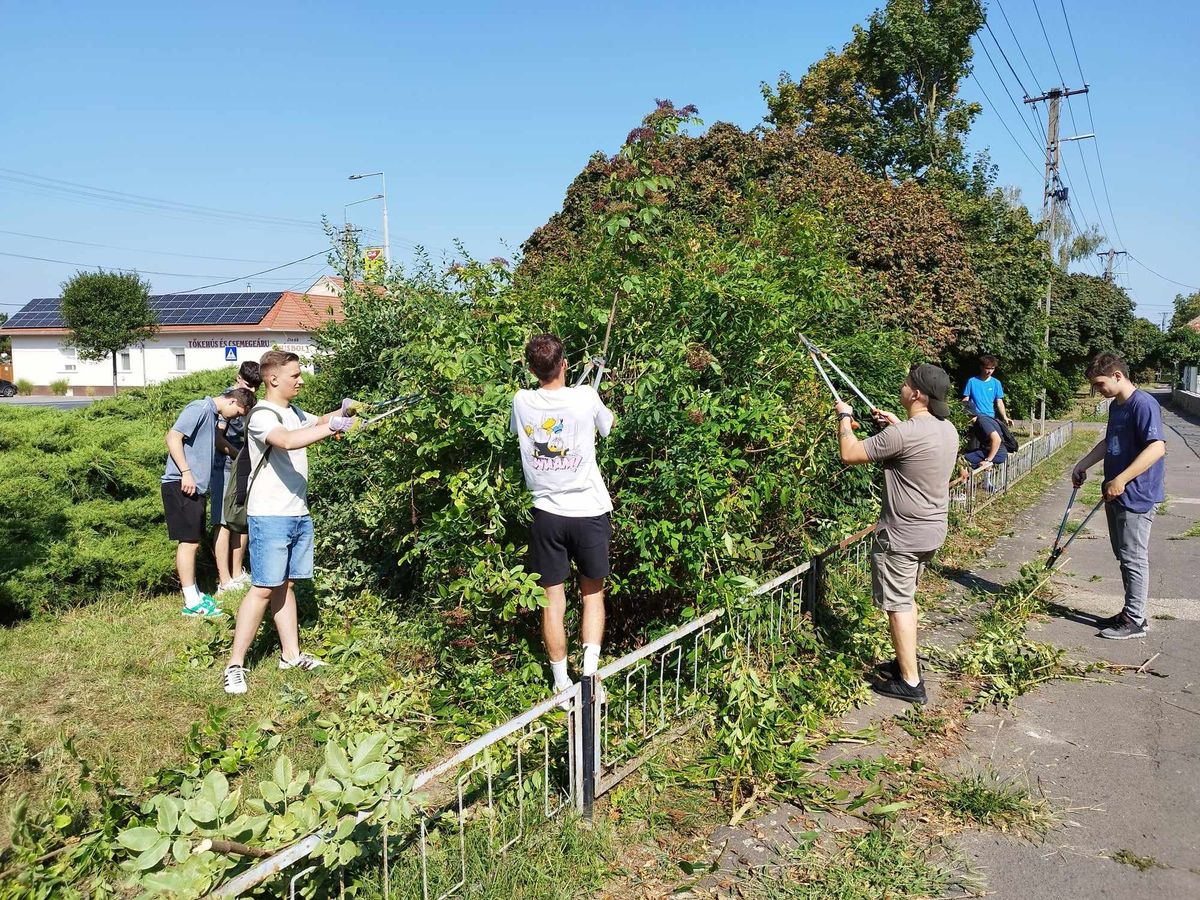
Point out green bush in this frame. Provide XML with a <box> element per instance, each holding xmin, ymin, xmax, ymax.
<box><xmin>0</xmin><ymin>369</ymin><xmax>236</xmax><ymax>620</ymax></box>
<box><xmin>49</xmin><ymin>379</ymin><xmax>70</xmax><ymax>396</ymax></box>
<box><xmin>15</xmin><ymin>378</ymin><xmax>33</xmax><ymax>396</ymax></box>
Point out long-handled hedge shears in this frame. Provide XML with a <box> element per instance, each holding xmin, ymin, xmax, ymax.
<box><xmin>800</xmin><ymin>334</ymin><xmax>882</xmax><ymax>414</ymax></box>
<box><xmin>1045</xmin><ymin>486</ymin><xmax>1105</xmax><ymax>569</ymax></box>
<box><xmin>336</xmin><ymin>392</ymin><xmax>422</xmax><ymax>440</ymax></box>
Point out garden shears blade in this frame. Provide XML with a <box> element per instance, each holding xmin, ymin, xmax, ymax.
<box><xmin>1045</xmin><ymin>490</ymin><xmax>1104</xmax><ymax>570</ymax></box>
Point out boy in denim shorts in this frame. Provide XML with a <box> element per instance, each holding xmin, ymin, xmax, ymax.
<box><xmin>222</xmin><ymin>350</ymin><xmax>355</xmax><ymax>695</ymax></box>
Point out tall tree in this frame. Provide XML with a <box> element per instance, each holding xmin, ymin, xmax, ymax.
<box><xmin>762</xmin><ymin>0</ymin><xmax>985</xmax><ymax>181</ymax></box>
<box><xmin>1170</xmin><ymin>289</ymin><xmax>1200</xmax><ymax>330</ymax></box>
<box><xmin>60</xmin><ymin>271</ymin><xmax>158</xmax><ymax>394</ymax></box>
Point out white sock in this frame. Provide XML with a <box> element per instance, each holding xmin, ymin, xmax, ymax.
<box><xmin>582</xmin><ymin>643</ymin><xmax>601</xmax><ymax>677</ymax></box>
<box><xmin>903</xmin><ymin>673</ymin><xmax>921</xmax><ymax>687</ymax></box>
<box><xmin>550</xmin><ymin>657</ymin><xmax>571</xmax><ymax>691</ymax></box>
<box><xmin>182</xmin><ymin>584</ymin><xmax>202</xmax><ymax>606</ymax></box>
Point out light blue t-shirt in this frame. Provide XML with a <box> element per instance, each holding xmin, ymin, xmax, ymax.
<box><xmin>963</xmin><ymin>376</ymin><xmax>1004</xmax><ymax>419</ymax></box>
<box><xmin>162</xmin><ymin>397</ymin><xmax>218</xmax><ymax>496</ymax></box>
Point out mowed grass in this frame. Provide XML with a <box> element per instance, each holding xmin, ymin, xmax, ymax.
<box><xmin>0</xmin><ymin>589</ymin><xmax>338</xmax><ymax>828</ymax></box>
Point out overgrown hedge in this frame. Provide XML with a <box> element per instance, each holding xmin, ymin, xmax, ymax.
<box><xmin>0</xmin><ymin>370</ymin><xmax>237</xmax><ymax>620</ymax></box>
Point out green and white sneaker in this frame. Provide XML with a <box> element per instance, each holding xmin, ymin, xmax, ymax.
<box><xmin>182</xmin><ymin>594</ymin><xmax>224</xmax><ymax>619</ymax></box>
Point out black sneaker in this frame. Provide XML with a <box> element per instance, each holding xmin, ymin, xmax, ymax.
<box><xmin>1099</xmin><ymin>615</ymin><xmax>1147</xmax><ymax>640</ymax></box>
<box><xmin>872</xmin><ymin>676</ymin><xmax>928</xmax><ymax>705</ymax></box>
<box><xmin>874</xmin><ymin>658</ymin><xmax>901</xmax><ymax>680</ymax></box>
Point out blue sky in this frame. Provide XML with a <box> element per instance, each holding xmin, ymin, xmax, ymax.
<box><xmin>1</xmin><ymin>0</ymin><xmax>1195</xmax><ymax>323</ymax></box>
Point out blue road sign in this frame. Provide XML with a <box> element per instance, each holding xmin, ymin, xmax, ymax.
<box><xmin>224</xmin><ymin>346</ymin><xmax>238</xmax><ymax>362</ymax></box>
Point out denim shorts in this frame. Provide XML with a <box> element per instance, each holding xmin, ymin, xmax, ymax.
<box><xmin>248</xmin><ymin>515</ymin><xmax>314</xmax><ymax>588</ymax></box>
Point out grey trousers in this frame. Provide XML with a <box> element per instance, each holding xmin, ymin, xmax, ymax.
<box><xmin>1105</xmin><ymin>502</ymin><xmax>1155</xmax><ymax>624</ymax></box>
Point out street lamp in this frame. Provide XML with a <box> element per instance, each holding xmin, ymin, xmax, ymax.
<box><xmin>344</xmin><ymin>194</ymin><xmax>384</xmax><ymax>226</ymax></box>
<box><xmin>348</xmin><ymin>172</ymin><xmax>390</xmax><ymax>265</ymax></box>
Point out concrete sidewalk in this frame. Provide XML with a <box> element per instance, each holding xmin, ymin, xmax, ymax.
<box><xmin>953</xmin><ymin>392</ymin><xmax>1200</xmax><ymax>898</ymax></box>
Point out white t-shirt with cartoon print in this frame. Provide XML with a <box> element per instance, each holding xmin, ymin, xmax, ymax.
<box><xmin>511</xmin><ymin>385</ymin><xmax>614</xmax><ymax>517</ymax></box>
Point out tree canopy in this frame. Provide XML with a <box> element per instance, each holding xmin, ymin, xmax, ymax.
<box><xmin>60</xmin><ymin>271</ymin><xmax>158</xmax><ymax>393</ymax></box>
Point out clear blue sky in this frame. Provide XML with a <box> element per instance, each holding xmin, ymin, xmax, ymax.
<box><xmin>2</xmin><ymin>0</ymin><xmax>1196</xmax><ymax>324</ymax></box>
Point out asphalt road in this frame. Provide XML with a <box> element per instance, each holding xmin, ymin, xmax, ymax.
<box><xmin>0</xmin><ymin>396</ymin><xmax>98</xmax><ymax>410</ymax></box>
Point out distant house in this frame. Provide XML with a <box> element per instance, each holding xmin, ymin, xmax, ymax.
<box><xmin>0</xmin><ymin>276</ymin><xmax>350</xmax><ymax>395</ymax></box>
<box><xmin>1188</xmin><ymin>314</ymin><xmax>1200</xmax><ymax>332</ymax></box>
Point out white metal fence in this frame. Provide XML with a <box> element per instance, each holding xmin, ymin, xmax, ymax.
<box><xmin>208</xmin><ymin>421</ymin><xmax>1077</xmax><ymax>898</ymax></box>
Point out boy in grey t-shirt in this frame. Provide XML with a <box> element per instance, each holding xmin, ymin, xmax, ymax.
<box><xmin>835</xmin><ymin>364</ymin><xmax>958</xmax><ymax>705</ymax></box>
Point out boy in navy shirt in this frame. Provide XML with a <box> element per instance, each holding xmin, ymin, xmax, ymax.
<box><xmin>1070</xmin><ymin>352</ymin><xmax>1166</xmax><ymax>639</ymax></box>
<box><xmin>962</xmin><ymin>355</ymin><xmax>1012</xmax><ymax>425</ymax></box>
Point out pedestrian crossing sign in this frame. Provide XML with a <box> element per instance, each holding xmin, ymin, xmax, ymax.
<box><xmin>224</xmin><ymin>346</ymin><xmax>238</xmax><ymax>362</ymax></box>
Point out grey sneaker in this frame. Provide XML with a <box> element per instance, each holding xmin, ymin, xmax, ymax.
<box><xmin>1099</xmin><ymin>615</ymin><xmax>1147</xmax><ymax>640</ymax></box>
<box><xmin>872</xmin><ymin>676</ymin><xmax>928</xmax><ymax>705</ymax></box>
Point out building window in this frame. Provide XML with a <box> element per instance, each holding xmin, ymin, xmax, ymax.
<box><xmin>172</xmin><ymin>348</ymin><xmax>186</xmax><ymax>372</ymax></box>
<box><xmin>61</xmin><ymin>348</ymin><xmax>77</xmax><ymax>373</ymax></box>
<box><xmin>119</xmin><ymin>351</ymin><xmax>132</xmax><ymax>372</ymax></box>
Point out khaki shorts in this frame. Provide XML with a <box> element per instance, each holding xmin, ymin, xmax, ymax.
<box><xmin>870</xmin><ymin>532</ymin><xmax>935</xmax><ymax>613</ymax></box>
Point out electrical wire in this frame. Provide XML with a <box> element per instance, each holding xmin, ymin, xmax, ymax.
<box><xmin>983</xmin><ymin>21</ymin><xmax>1032</xmax><ymax>98</ymax></box>
<box><xmin>995</xmin><ymin>0</ymin><xmax>1044</xmax><ymax>93</ymax></box>
<box><xmin>1127</xmin><ymin>255</ymin><xmax>1198</xmax><ymax>291</ymax></box>
<box><xmin>0</xmin><ymin>229</ymin><xmax>278</xmax><ymax>264</ymax></box>
<box><xmin>0</xmin><ymin>249</ymin><xmax>229</xmax><ymax>278</ymax></box>
<box><xmin>977</xmin><ymin>35</ymin><xmax>1045</xmax><ymax>151</ymax></box>
<box><xmin>180</xmin><ymin>250</ymin><xmax>331</xmax><ymax>293</ymax></box>
<box><xmin>1031</xmin><ymin>0</ymin><xmax>1067</xmax><ymax>86</ymax></box>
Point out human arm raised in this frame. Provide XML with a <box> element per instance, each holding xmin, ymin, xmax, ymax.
<box><xmin>835</xmin><ymin>400</ymin><xmax>871</xmax><ymax>465</ymax></box>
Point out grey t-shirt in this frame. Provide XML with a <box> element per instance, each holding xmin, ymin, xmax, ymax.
<box><xmin>863</xmin><ymin>414</ymin><xmax>959</xmax><ymax>552</ymax></box>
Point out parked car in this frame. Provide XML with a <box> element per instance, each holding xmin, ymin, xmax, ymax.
<box><xmin>0</xmin><ymin>379</ymin><xmax>16</xmax><ymax>398</ymax></box>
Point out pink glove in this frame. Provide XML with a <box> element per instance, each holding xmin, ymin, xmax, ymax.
<box><xmin>341</xmin><ymin>398</ymin><xmax>364</xmax><ymax>417</ymax></box>
<box><xmin>329</xmin><ymin>416</ymin><xmax>355</xmax><ymax>433</ymax></box>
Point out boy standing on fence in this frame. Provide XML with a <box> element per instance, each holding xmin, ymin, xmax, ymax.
<box><xmin>835</xmin><ymin>364</ymin><xmax>958</xmax><ymax>705</ymax></box>
<box><xmin>511</xmin><ymin>334</ymin><xmax>616</xmax><ymax>698</ymax></box>
<box><xmin>1070</xmin><ymin>352</ymin><xmax>1165</xmax><ymax>640</ymax></box>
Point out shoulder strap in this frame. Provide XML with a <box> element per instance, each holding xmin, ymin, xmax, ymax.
<box><xmin>245</xmin><ymin>408</ymin><xmax>285</xmax><ymax>496</ymax></box>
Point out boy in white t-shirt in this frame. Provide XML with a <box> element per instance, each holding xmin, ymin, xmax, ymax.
<box><xmin>222</xmin><ymin>350</ymin><xmax>356</xmax><ymax>695</ymax></box>
<box><xmin>511</xmin><ymin>334</ymin><xmax>616</xmax><ymax>696</ymax></box>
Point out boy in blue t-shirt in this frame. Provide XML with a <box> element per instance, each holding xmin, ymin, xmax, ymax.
<box><xmin>1070</xmin><ymin>352</ymin><xmax>1166</xmax><ymax>640</ymax></box>
<box><xmin>962</xmin><ymin>354</ymin><xmax>1012</xmax><ymax>425</ymax></box>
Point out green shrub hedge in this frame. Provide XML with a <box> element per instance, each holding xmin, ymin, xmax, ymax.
<box><xmin>0</xmin><ymin>369</ymin><xmax>237</xmax><ymax>620</ymax></box>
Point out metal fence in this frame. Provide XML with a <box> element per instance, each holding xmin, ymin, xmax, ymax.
<box><xmin>210</xmin><ymin>421</ymin><xmax>1077</xmax><ymax>899</ymax></box>
<box><xmin>950</xmin><ymin>420</ymin><xmax>1075</xmax><ymax>520</ymax></box>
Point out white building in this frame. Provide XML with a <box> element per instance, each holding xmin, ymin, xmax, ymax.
<box><xmin>0</xmin><ymin>277</ymin><xmax>350</xmax><ymax>394</ymax></box>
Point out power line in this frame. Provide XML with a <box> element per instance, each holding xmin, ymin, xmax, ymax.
<box><xmin>180</xmin><ymin>250</ymin><xmax>331</xmax><ymax>293</ymax></box>
<box><xmin>994</xmin><ymin>0</ymin><xmax>1043</xmax><ymax>92</ymax></box>
<box><xmin>967</xmin><ymin>74</ymin><xmax>1044</xmax><ymax>175</ymax></box>
<box><xmin>0</xmin><ymin>229</ymin><xmax>278</xmax><ymax>264</ymax></box>
<box><xmin>1031</xmin><ymin>0</ymin><xmax>1067</xmax><ymax>86</ymax></box>
<box><xmin>1128</xmin><ymin>254</ymin><xmax>1198</xmax><ymax>292</ymax></box>
<box><xmin>976</xmin><ymin>35</ymin><xmax>1045</xmax><ymax>152</ymax></box>
<box><xmin>0</xmin><ymin>249</ymin><xmax>229</xmax><ymax>278</ymax></box>
<box><xmin>983</xmin><ymin>21</ymin><xmax>1032</xmax><ymax>97</ymax></box>
<box><xmin>0</xmin><ymin>169</ymin><xmax>323</xmax><ymax>233</ymax></box>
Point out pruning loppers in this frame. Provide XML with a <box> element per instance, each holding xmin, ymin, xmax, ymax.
<box><xmin>1045</xmin><ymin>486</ymin><xmax>1105</xmax><ymax>570</ymax></box>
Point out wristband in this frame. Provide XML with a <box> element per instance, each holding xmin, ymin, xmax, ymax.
<box><xmin>181</xmin><ymin>468</ymin><xmax>191</xmax><ymax>473</ymax></box>
<box><xmin>837</xmin><ymin>413</ymin><xmax>853</xmax><ymax>421</ymax></box>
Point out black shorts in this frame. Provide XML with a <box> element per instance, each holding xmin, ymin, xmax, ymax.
<box><xmin>529</xmin><ymin>509</ymin><xmax>612</xmax><ymax>586</ymax></box>
<box><xmin>161</xmin><ymin>481</ymin><xmax>207</xmax><ymax>543</ymax></box>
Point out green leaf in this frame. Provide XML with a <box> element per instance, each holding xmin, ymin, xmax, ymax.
<box><xmin>117</xmin><ymin>826</ymin><xmax>162</xmax><ymax>853</ymax></box>
<box><xmin>338</xmin><ymin>840</ymin><xmax>360</xmax><ymax>866</ymax></box>
<box><xmin>872</xmin><ymin>801</ymin><xmax>912</xmax><ymax>817</ymax></box>
<box><xmin>273</xmin><ymin>755</ymin><xmax>294</xmax><ymax>791</ymax></box>
<box><xmin>132</xmin><ymin>833</ymin><xmax>171</xmax><ymax>871</ymax></box>
<box><xmin>259</xmin><ymin>781</ymin><xmax>286</xmax><ymax>805</ymax></box>
<box><xmin>312</xmin><ymin>778</ymin><xmax>343</xmax><ymax>803</ymax></box>
<box><xmin>185</xmin><ymin>797</ymin><xmax>218</xmax><ymax>824</ymax></box>
<box><xmin>325</xmin><ymin>741</ymin><xmax>353</xmax><ymax>781</ymax></box>
<box><xmin>202</xmin><ymin>769</ymin><xmax>229</xmax><ymax>806</ymax></box>
<box><xmin>156</xmin><ymin>797</ymin><xmax>179</xmax><ymax>834</ymax></box>
<box><xmin>352</xmin><ymin>762</ymin><xmax>389</xmax><ymax>787</ymax></box>
<box><xmin>350</xmin><ymin>733</ymin><xmax>387</xmax><ymax>769</ymax></box>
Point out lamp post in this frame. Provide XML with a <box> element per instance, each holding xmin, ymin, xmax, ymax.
<box><xmin>342</xmin><ymin>195</ymin><xmax>383</xmax><ymax>275</ymax></box>
<box><xmin>348</xmin><ymin>172</ymin><xmax>390</xmax><ymax>265</ymax></box>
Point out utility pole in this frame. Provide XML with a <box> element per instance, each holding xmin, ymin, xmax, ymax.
<box><xmin>1025</xmin><ymin>85</ymin><xmax>1089</xmax><ymax>435</ymax></box>
<box><xmin>1161</xmin><ymin>312</ymin><xmax>1169</xmax><ymax>332</ymax></box>
<box><xmin>1096</xmin><ymin>249</ymin><xmax>1127</xmax><ymax>282</ymax></box>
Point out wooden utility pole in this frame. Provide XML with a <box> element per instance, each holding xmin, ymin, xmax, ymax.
<box><xmin>1025</xmin><ymin>85</ymin><xmax>1089</xmax><ymax>434</ymax></box>
<box><xmin>1096</xmin><ymin>249</ymin><xmax>1127</xmax><ymax>281</ymax></box>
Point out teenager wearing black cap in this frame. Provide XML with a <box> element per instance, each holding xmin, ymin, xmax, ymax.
<box><xmin>834</xmin><ymin>364</ymin><xmax>959</xmax><ymax>704</ymax></box>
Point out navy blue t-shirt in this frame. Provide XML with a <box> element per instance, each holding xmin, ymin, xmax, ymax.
<box><xmin>1104</xmin><ymin>390</ymin><xmax>1166</xmax><ymax>513</ymax></box>
<box><xmin>970</xmin><ymin>416</ymin><xmax>1008</xmax><ymax>463</ymax></box>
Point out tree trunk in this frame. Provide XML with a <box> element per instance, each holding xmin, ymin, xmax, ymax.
<box><xmin>111</xmin><ymin>350</ymin><xmax>118</xmax><ymax>395</ymax></box>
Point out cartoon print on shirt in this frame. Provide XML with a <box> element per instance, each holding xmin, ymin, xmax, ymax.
<box><xmin>523</xmin><ymin>415</ymin><xmax>582</xmax><ymax>470</ymax></box>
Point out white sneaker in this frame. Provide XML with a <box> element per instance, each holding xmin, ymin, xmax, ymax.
<box><xmin>223</xmin><ymin>664</ymin><xmax>248</xmax><ymax>695</ymax></box>
<box><xmin>214</xmin><ymin>580</ymin><xmax>238</xmax><ymax>597</ymax></box>
<box><xmin>233</xmin><ymin>570</ymin><xmax>251</xmax><ymax>587</ymax></box>
<box><xmin>279</xmin><ymin>652</ymin><xmax>326</xmax><ymax>671</ymax></box>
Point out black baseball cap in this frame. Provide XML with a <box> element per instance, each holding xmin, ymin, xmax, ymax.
<box><xmin>909</xmin><ymin>364</ymin><xmax>952</xmax><ymax>419</ymax></box>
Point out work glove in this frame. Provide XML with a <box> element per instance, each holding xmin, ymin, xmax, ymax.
<box><xmin>329</xmin><ymin>416</ymin><xmax>356</xmax><ymax>433</ymax></box>
<box><xmin>341</xmin><ymin>398</ymin><xmax>364</xmax><ymax>417</ymax></box>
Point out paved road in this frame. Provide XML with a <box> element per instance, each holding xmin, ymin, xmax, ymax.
<box><xmin>0</xmin><ymin>396</ymin><xmax>98</xmax><ymax>410</ymax></box>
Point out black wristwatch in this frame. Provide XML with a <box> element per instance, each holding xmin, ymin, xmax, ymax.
<box><xmin>837</xmin><ymin>412</ymin><xmax>854</xmax><ymax>421</ymax></box>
